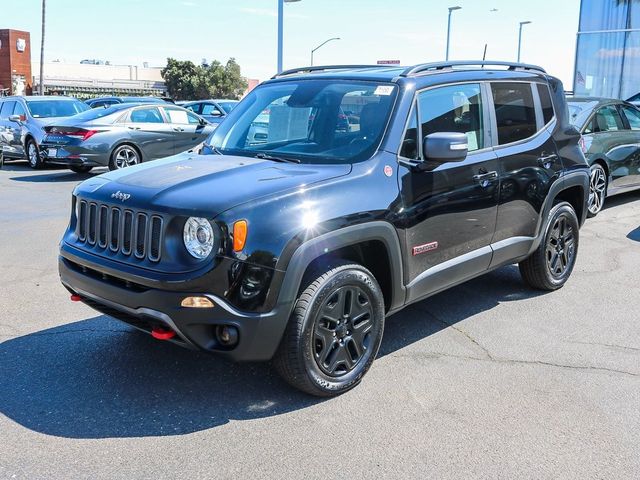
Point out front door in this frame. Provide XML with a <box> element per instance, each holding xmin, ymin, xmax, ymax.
<box><xmin>161</xmin><ymin>107</ymin><xmax>211</xmax><ymax>153</ymax></box>
<box><xmin>616</xmin><ymin>104</ymin><xmax>640</xmax><ymax>188</ymax></box>
<box><xmin>123</xmin><ymin>106</ymin><xmax>175</xmax><ymax>160</ymax></box>
<box><xmin>398</xmin><ymin>82</ymin><xmax>499</xmax><ymax>302</ymax></box>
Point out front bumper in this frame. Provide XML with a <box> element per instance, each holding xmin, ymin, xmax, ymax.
<box><xmin>59</xmin><ymin>255</ymin><xmax>292</xmax><ymax>362</ymax></box>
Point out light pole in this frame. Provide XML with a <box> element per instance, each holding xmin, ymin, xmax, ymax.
<box><xmin>445</xmin><ymin>6</ymin><xmax>461</xmax><ymax>61</ymax></box>
<box><xmin>277</xmin><ymin>0</ymin><xmax>301</xmax><ymax>74</ymax></box>
<box><xmin>517</xmin><ymin>21</ymin><xmax>532</xmax><ymax>63</ymax></box>
<box><xmin>310</xmin><ymin>37</ymin><xmax>340</xmax><ymax>66</ymax></box>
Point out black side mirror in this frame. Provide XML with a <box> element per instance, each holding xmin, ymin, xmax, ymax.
<box><xmin>423</xmin><ymin>132</ymin><xmax>468</xmax><ymax>162</ymax></box>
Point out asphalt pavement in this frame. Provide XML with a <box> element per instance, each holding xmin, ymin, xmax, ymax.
<box><xmin>1</xmin><ymin>162</ymin><xmax>639</xmax><ymax>479</ymax></box>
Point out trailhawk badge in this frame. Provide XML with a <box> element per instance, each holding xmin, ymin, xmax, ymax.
<box><xmin>111</xmin><ymin>191</ymin><xmax>131</xmax><ymax>202</ymax></box>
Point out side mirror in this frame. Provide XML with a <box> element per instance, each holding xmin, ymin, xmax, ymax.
<box><xmin>423</xmin><ymin>132</ymin><xmax>468</xmax><ymax>162</ymax></box>
<box><xmin>8</xmin><ymin>114</ymin><xmax>22</xmax><ymax>123</ymax></box>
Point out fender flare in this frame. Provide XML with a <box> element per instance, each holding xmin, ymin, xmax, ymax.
<box><xmin>276</xmin><ymin>221</ymin><xmax>406</xmax><ymax>314</ymax></box>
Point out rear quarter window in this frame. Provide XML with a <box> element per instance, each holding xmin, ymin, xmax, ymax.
<box><xmin>536</xmin><ymin>83</ymin><xmax>555</xmax><ymax>125</ymax></box>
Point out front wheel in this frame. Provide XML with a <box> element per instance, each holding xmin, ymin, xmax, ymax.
<box><xmin>519</xmin><ymin>201</ymin><xmax>579</xmax><ymax>291</ymax></box>
<box><xmin>274</xmin><ymin>262</ymin><xmax>385</xmax><ymax>397</ymax></box>
<box><xmin>26</xmin><ymin>139</ymin><xmax>43</xmax><ymax>169</ymax></box>
<box><xmin>587</xmin><ymin>163</ymin><xmax>607</xmax><ymax>217</ymax></box>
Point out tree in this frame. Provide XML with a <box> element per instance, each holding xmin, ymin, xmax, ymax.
<box><xmin>161</xmin><ymin>57</ymin><xmax>248</xmax><ymax>101</ymax></box>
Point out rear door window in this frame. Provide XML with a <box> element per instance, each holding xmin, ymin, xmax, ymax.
<box><xmin>584</xmin><ymin>105</ymin><xmax>624</xmax><ymax>133</ymax></box>
<box><xmin>491</xmin><ymin>82</ymin><xmax>537</xmax><ymax>145</ymax></box>
<box><xmin>128</xmin><ymin>107</ymin><xmax>164</xmax><ymax>123</ymax></box>
<box><xmin>620</xmin><ymin>105</ymin><xmax>640</xmax><ymax>130</ymax></box>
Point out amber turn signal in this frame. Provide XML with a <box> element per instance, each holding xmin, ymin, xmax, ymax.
<box><xmin>233</xmin><ymin>220</ymin><xmax>248</xmax><ymax>252</ymax></box>
<box><xmin>180</xmin><ymin>296</ymin><xmax>215</xmax><ymax>308</ymax></box>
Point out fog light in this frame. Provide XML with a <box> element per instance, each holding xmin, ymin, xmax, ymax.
<box><xmin>216</xmin><ymin>325</ymin><xmax>239</xmax><ymax>346</ymax></box>
<box><xmin>181</xmin><ymin>296</ymin><xmax>215</xmax><ymax>308</ymax></box>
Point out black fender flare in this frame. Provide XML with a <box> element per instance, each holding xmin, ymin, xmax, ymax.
<box><xmin>531</xmin><ymin>169</ymin><xmax>589</xmax><ymax>252</ymax></box>
<box><xmin>276</xmin><ymin>221</ymin><xmax>406</xmax><ymax>314</ymax></box>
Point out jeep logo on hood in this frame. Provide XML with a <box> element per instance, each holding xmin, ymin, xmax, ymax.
<box><xmin>111</xmin><ymin>191</ymin><xmax>131</xmax><ymax>202</ymax></box>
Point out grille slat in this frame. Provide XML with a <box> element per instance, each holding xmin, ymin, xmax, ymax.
<box><xmin>75</xmin><ymin>199</ymin><xmax>163</xmax><ymax>262</ymax></box>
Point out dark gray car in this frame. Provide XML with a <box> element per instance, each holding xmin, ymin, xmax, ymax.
<box><xmin>0</xmin><ymin>96</ymin><xmax>90</xmax><ymax>168</ymax></box>
<box><xmin>567</xmin><ymin>97</ymin><xmax>640</xmax><ymax>216</ymax></box>
<box><xmin>183</xmin><ymin>99</ymin><xmax>239</xmax><ymax>124</ymax></box>
<box><xmin>40</xmin><ymin>103</ymin><xmax>215</xmax><ymax>173</ymax></box>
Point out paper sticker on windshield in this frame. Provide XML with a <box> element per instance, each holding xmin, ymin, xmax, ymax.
<box><xmin>374</xmin><ymin>86</ymin><xmax>394</xmax><ymax>96</ymax></box>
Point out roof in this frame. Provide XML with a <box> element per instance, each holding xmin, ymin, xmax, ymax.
<box><xmin>2</xmin><ymin>95</ymin><xmax>78</xmax><ymax>101</ymax></box>
<box><xmin>566</xmin><ymin>96</ymin><xmax>620</xmax><ymax>104</ymax></box>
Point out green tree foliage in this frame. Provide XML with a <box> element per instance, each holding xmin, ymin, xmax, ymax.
<box><xmin>161</xmin><ymin>57</ymin><xmax>248</xmax><ymax>101</ymax></box>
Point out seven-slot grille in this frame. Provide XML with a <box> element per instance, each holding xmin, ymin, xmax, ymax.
<box><xmin>76</xmin><ymin>199</ymin><xmax>163</xmax><ymax>262</ymax></box>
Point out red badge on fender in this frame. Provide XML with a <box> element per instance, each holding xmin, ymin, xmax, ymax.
<box><xmin>412</xmin><ymin>241</ymin><xmax>438</xmax><ymax>255</ymax></box>
<box><xmin>384</xmin><ymin>165</ymin><xmax>393</xmax><ymax>177</ymax></box>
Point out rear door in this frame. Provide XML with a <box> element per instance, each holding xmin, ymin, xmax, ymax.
<box><xmin>398</xmin><ymin>82</ymin><xmax>500</xmax><ymax>302</ymax></box>
<box><xmin>122</xmin><ymin>106</ymin><xmax>175</xmax><ymax>160</ymax></box>
<box><xmin>489</xmin><ymin>81</ymin><xmax>562</xmax><ymax>266</ymax></box>
<box><xmin>161</xmin><ymin>107</ymin><xmax>211</xmax><ymax>153</ymax></box>
<box><xmin>616</xmin><ymin>104</ymin><xmax>640</xmax><ymax>187</ymax></box>
<box><xmin>0</xmin><ymin>101</ymin><xmax>23</xmax><ymax>157</ymax></box>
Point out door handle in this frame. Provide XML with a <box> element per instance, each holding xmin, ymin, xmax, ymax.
<box><xmin>127</xmin><ymin>126</ymin><xmax>141</xmax><ymax>130</ymax></box>
<box><xmin>472</xmin><ymin>170</ymin><xmax>498</xmax><ymax>187</ymax></box>
<box><xmin>173</xmin><ymin>127</ymin><xmax>185</xmax><ymax>132</ymax></box>
<box><xmin>537</xmin><ymin>153</ymin><xmax>558</xmax><ymax>168</ymax></box>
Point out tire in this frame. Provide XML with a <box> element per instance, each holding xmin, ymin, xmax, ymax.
<box><xmin>109</xmin><ymin>144</ymin><xmax>141</xmax><ymax>171</ymax></box>
<box><xmin>69</xmin><ymin>165</ymin><xmax>93</xmax><ymax>174</ymax></box>
<box><xmin>519</xmin><ymin>201</ymin><xmax>579</xmax><ymax>291</ymax></box>
<box><xmin>587</xmin><ymin>163</ymin><xmax>607</xmax><ymax>217</ymax></box>
<box><xmin>26</xmin><ymin>139</ymin><xmax>43</xmax><ymax>169</ymax></box>
<box><xmin>273</xmin><ymin>261</ymin><xmax>385</xmax><ymax>397</ymax></box>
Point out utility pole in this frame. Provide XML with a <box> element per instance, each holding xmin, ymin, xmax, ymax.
<box><xmin>39</xmin><ymin>0</ymin><xmax>46</xmax><ymax>95</ymax></box>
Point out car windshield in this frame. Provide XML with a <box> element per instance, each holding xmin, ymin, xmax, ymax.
<box><xmin>65</xmin><ymin>105</ymin><xmax>127</xmax><ymax>122</ymax></box>
<box><xmin>218</xmin><ymin>101</ymin><xmax>238</xmax><ymax>113</ymax></box>
<box><xmin>208</xmin><ymin>80</ymin><xmax>398</xmax><ymax>164</ymax></box>
<box><xmin>26</xmin><ymin>99</ymin><xmax>89</xmax><ymax>118</ymax></box>
<box><xmin>567</xmin><ymin>100</ymin><xmax>599</xmax><ymax>129</ymax></box>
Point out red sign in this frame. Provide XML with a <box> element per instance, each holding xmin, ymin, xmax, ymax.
<box><xmin>377</xmin><ymin>60</ymin><xmax>401</xmax><ymax>65</ymax></box>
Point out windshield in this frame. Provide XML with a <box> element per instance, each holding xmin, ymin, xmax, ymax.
<box><xmin>218</xmin><ymin>101</ymin><xmax>238</xmax><ymax>113</ymax></box>
<box><xmin>208</xmin><ymin>80</ymin><xmax>397</xmax><ymax>164</ymax></box>
<box><xmin>26</xmin><ymin>99</ymin><xmax>89</xmax><ymax>118</ymax></box>
<box><xmin>567</xmin><ymin>101</ymin><xmax>598</xmax><ymax>129</ymax></box>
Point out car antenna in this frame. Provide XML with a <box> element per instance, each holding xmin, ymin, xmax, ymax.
<box><xmin>482</xmin><ymin>44</ymin><xmax>488</xmax><ymax>65</ymax></box>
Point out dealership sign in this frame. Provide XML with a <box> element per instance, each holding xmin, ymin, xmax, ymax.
<box><xmin>16</xmin><ymin>38</ymin><xmax>26</xmax><ymax>52</ymax></box>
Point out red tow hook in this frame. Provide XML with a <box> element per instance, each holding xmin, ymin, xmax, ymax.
<box><xmin>151</xmin><ymin>327</ymin><xmax>176</xmax><ymax>341</ymax></box>
<box><xmin>70</xmin><ymin>294</ymin><xmax>82</xmax><ymax>302</ymax></box>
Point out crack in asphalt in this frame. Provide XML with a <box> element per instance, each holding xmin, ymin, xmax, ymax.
<box><xmin>566</xmin><ymin>340</ymin><xmax>640</xmax><ymax>353</ymax></box>
<box><xmin>391</xmin><ymin>351</ymin><xmax>639</xmax><ymax>378</ymax></box>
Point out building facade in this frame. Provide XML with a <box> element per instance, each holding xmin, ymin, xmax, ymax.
<box><xmin>574</xmin><ymin>0</ymin><xmax>640</xmax><ymax>100</ymax></box>
<box><xmin>0</xmin><ymin>29</ymin><xmax>32</xmax><ymax>96</ymax></box>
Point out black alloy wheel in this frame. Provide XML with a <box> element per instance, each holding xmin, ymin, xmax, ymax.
<box><xmin>274</xmin><ymin>261</ymin><xmax>385</xmax><ymax>397</ymax></box>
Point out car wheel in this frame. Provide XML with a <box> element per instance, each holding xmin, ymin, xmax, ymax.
<box><xmin>274</xmin><ymin>261</ymin><xmax>385</xmax><ymax>397</ymax></box>
<box><xmin>109</xmin><ymin>144</ymin><xmax>140</xmax><ymax>170</ymax></box>
<box><xmin>587</xmin><ymin>163</ymin><xmax>607</xmax><ymax>217</ymax></box>
<box><xmin>69</xmin><ymin>165</ymin><xmax>93</xmax><ymax>174</ymax></box>
<box><xmin>26</xmin><ymin>139</ymin><xmax>43</xmax><ymax>169</ymax></box>
<box><xmin>519</xmin><ymin>201</ymin><xmax>579</xmax><ymax>291</ymax></box>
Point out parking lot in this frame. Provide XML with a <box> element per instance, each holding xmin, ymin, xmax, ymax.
<box><xmin>0</xmin><ymin>161</ymin><xmax>639</xmax><ymax>479</ymax></box>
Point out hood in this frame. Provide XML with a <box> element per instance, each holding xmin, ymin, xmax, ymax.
<box><xmin>74</xmin><ymin>153</ymin><xmax>352</xmax><ymax>216</ymax></box>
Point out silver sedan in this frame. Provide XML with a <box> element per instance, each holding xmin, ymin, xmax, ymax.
<box><xmin>40</xmin><ymin>103</ymin><xmax>216</xmax><ymax>173</ymax></box>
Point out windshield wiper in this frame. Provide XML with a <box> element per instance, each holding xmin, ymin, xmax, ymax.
<box><xmin>254</xmin><ymin>152</ymin><xmax>300</xmax><ymax>164</ymax></box>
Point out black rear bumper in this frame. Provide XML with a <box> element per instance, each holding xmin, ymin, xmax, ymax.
<box><xmin>59</xmin><ymin>255</ymin><xmax>292</xmax><ymax>362</ymax></box>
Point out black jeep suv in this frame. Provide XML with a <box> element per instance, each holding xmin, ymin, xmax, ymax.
<box><xmin>59</xmin><ymin>61</ymin><xmax>589</xmax><ymax>396</ymax></box>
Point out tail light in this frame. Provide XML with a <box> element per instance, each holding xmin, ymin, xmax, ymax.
<box><xmin>46</xmin><ymin>127</ymin><xmax>98</xmax><ymax>141</ymax></box>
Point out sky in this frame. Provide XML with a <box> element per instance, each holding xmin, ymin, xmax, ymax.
<box><xmin>4</xmin><ymin>0</ymin><xmax>581</xmax><ymax>87</ymax></box>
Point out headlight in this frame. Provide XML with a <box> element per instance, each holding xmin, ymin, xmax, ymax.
<box><xmin>183</xmin><ymin>217</ymin><xmax>214</xmax><ymax>259</ymax></box>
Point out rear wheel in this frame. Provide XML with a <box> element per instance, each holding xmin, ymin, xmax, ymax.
<box><xmin>109</xmin><ymin>144</ymin><xmax>140</xmax><ymax>170</ymax></box>
<box><xmin>587</xmin><ymin>163</ymin><xmax>607</xmax><ymax>217</ymax></box>
<box><xmin>26</xmin><ymin>139</ymin><xmax>43</xmax><ymax>169</ymax></box>
<box><xmin>519</xmin><ymin>201</ymin><xmax>579</xmax><ymax>291</ymax></box>
<box><xmin>69</xmin><ymin>165</ymin><xmax>93</xmax><ymax>174</ymax></box>
<box><xmin>274</xmin><ymin>261</ymin><xmax>385</xmax><ymax>397</ymax></box>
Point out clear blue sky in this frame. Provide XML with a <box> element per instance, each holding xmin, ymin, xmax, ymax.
<box><xmin>4</xmin><ymin>0</ymin><xmax>581</xmax><ymax>86</ymax></box>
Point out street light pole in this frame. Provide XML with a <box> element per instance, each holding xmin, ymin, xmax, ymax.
<box><xmin>277</xmin><ymin>0</ymin><xmax>301</xmax><ymax>74</ymax></box>
<box><xmin>517</xmin><ymin>21</ymin><xmax>532</xmax><ymax>63</ymax></box>
<box><xmin>310</xmin><ymin>37</ymin><xmax>340</xmax><ymax>66</ymax></box>
<box><xmin>445</xmin><ymin>6</ymin><xmax>461</xmax><ymax>61</ymax></box>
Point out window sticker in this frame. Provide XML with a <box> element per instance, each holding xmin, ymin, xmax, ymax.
<box><xmin>466</xmin><ymin>131</ymin><xmax>479</xmax><ymax>151</ymax></box>
<box><xmin>374</xmin><ymin>86</ymin><xmax>394</xmax><ymax>96</ymax></box>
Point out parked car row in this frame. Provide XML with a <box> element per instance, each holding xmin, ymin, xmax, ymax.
<box><xmin>0</xmin><ymin>95</ymin><xmax>239</xmax><ymax>173</ymax></box>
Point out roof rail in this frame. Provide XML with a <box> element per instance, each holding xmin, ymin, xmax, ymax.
<box><xmin>272</xmin><ymin>64</ymin><xmax>392</xmax><ymax>79</ymax></box>
<box><xmin>401</xmin><ymin>60</ymin><xmax>546</xmax><ymax>77</ymax></box>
